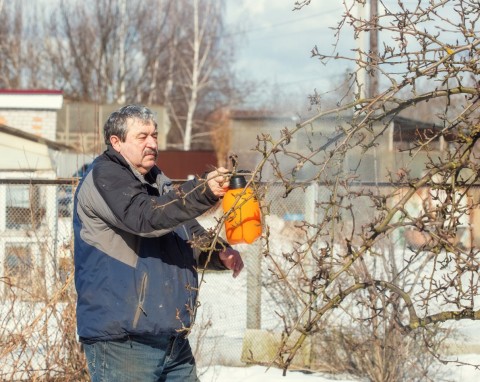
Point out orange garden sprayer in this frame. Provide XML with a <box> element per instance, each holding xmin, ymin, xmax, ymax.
<box><xmin>222</xmin><ymin>170</ymin><xmax>262</xmax><ymax>245</ymax></box>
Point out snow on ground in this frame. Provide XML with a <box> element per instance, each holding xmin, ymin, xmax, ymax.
<box><xmin>193</xmin><ymin>270</ymin><xmax>480</xmax><ymax>382</ymax></box>
<box><xmin>199</xmin><ymin>365</ymin><xmax>361</xmax><ymax>382</ymax></box>
<box><xmin>440</xmin><ymin>354</ymin><xmax>480</xmax><ymax>382</ymax></box>
<box><xmin>199</xmin><ymin>357</ymin><xmax>480</xmax><ymax>382</ymax></box>
<box><xmin>193</xmin><ymin>211</ymin><xmax>480</xmax><ymax>382</ymax></box>
<box><xmin>198</xmin><ymin>355</ymin><xmax>480</xmax><ymax>382</ymax></box>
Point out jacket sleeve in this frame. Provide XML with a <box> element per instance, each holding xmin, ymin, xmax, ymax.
<box><xmin>92</xmin><ymin>161</ymin><xmax>219</xmax><ymax>235</ymax></box>
<box><xmin>183</xmin><ymin>219</ymin><xmax>229</xmax><ymax>271</ymax></box>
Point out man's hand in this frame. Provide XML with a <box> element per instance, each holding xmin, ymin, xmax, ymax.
<box><xmin>219</xmin><ymin>247</ymin><xmax>244</xmax><ymax>278</ymax></box>
<box><xmin>206</xmin><ymin>167</ymin><xmax>230</xmax><ymax>197</ymax></box>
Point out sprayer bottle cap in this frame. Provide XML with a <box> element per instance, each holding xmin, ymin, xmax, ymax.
<box><xmin>229</xmin><ymin>174</ymin><xmax>247</xmax><ymax>189</ymax></box>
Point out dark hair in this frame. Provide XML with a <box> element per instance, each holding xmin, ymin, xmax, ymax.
<box><xmin>103</xmin><ymin>104</ymin><xmax>158</xmax><ymax>145</ymax></box>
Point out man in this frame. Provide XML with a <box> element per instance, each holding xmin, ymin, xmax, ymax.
<box><xmin>73</xmin><ymin>104</ymin><xmax>243</xmax><ymax>381</ymax></box>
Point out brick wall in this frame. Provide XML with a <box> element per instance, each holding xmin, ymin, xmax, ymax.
<box><xmin>0</xmin><ymin>109</ymin><xmax>57</xmax><ymax>141</ymax></box>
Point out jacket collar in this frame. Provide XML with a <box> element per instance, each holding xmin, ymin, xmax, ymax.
<box><xmin>104</xmin><ymin>146</ymin><xmax>172</xmax><ymax>194</ymax></box>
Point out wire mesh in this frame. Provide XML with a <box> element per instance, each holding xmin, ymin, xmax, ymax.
<box><xmin>1</xmin><ymin>179</ymin><xmax>478</xmax><ymax>379</ymax></box>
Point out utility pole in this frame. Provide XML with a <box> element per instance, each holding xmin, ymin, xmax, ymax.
<box><xmin>369</xmin><ymin>0</ymin><xmax>379</xmax><ymax>186</ymax></box>
<box><xmin>368</xmin><ymin>0</ymin><xmax>379</xmax><ymax>98</ymax></box>
<box><xmin>356</xmin><ymin>2</ymin><xmax>367</xmax><ymax>100</ymax></box>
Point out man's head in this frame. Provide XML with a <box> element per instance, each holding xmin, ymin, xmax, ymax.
<box><xmin>104</xmin><ymin>105</ymin><xmax>158</xmax><ymax>175</ymax></box>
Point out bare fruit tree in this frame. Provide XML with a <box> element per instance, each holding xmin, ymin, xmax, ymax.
<box><xmin>237</xmin><ymin>0</ymin><xmax>480</xmax><ymax>378</ymax></box>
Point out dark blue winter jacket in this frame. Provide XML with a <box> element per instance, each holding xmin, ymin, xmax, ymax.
<box><xmin>73</xmin><ymin>146</ymin><xmax>227</xmax><ymax>343</ymax></box>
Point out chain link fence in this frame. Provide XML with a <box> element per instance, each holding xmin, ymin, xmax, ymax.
<box><xmin>0</xmin><ymin>179</ymin><xmax>321</xmax><ymax>379</ymax></box>
<box><xmin>1</xmin><ymin>178</ymin><xmax>479</xmax><ymax>380</ymax></box>
<box><xmin>0</xmin><ymin>179</ymin><xmax>82</xmax><ymax>381</ymax></box>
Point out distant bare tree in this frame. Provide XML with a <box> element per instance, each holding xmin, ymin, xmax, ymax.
<box><xmin>0</xmin><ymin>2</ymin><xmax>45</xmax><ymax>88</ymax></box>
<box><xmin>0</xmin><ymin>0</ymin><xmax>246</xmax><ymax>155</ymax></box>
<box><xmin>179</xmin><ymin>0</ymin><xmax>216</xmax><ymax>150</ymax></box>
<box><xmin>0</xmin><ymin>2</ymin><xmax>23</xmax><ymax>88</ymax></box>
<box><xmin>163</xmin><ymin>0</ymin><xmax>241</xmax><ymax>150</ymax></box>
<box><xmin>42</xmin><ymin>0</ymin><xmax>241</xmax><ymax>151</ymax></box>
<box><xmin>45</xmin><ymin>0</ymin><xmax>151</xmax><ymax>103</ymax></box>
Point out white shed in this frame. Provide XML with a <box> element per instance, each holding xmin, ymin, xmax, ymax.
<box><xmin>0</xmin><ymin>89</ymin><xmax>63</xmax><ymax>143</ymax></box>
<box><xmin>0</xmin><ymin>123</ymin><xmax>74</xmax><ymax>178</ymax></box>
<box><xmin>0</xmin><ymin>124</ymin><xmax>76</xmax><ymax>300</ymax></box>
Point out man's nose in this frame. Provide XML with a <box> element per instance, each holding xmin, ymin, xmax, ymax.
<box><xmin>146</xmin><ymin>135</ymin><xmax>157</xmax><ymax>148</ymax></box>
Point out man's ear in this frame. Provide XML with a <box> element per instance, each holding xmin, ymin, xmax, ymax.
<box><xmin>110</xmin><ymin>135</ymin><xmax>121</xmax><ymax>152</ymax></box>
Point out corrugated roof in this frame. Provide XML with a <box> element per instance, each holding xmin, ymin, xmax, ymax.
<box><xmin>0</xmin><ymin>124</ymin><xmax>76</xmax><ymax>152</ymax></box>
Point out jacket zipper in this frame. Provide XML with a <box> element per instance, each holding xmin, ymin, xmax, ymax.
<box><xmin>133</xmin><ymin>273</ymin><xmax>148</xmax><ymax>329</ymax></box>
<box><xmin>180</xmin><ymin>225</ymin><xmax>198</xmax><ymax>326</ymax></box>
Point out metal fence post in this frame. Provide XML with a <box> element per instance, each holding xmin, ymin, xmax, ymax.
<box><xmin>305</xmin><ymin>182</ymin><xmax>319</xmax><ymax>226</ymax></box>
<box><xmin>246</xmin><ymin>241</ymin><xmax>262</xmax><ymax>329</ymax></box>
<box><xmin>44</xmin><ymin>184</ymin><xmax>58</xmax><ymax>297</ymax></box>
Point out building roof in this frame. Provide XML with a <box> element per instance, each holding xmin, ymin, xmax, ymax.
<box><xmin>0</xmin><ymin>89</ymin><xmax>63</xmax><ymax>110</ymax></box>
<box><xmin>0</xmin><ymin>123</ymin><xmax>76</xmax><ymax>152</ymax></box>
<box><xmin>230</xmin><ymin>109</ymin><xmax>297</xmax><ymax>121</ymax></box>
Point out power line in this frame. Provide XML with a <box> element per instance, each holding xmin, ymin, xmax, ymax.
<box><xmin>243</xmin><ymin>9</ymin><xmax>341</xmax><ymax>34</ymax></box>
<box><xmin>225</xmin><ymin>7</ymin><xmax>342</xmax><ymax>37</ymax></box>
<box><xmin>246</xmin><ymin>26</ymin><xmax>331</xmax><ymax>42</ymax></box>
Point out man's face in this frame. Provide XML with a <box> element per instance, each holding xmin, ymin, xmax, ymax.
<box><xmin>110</xmin><ymin>118</ymin><xmax>158</xmax><ymax>175</ymax></box>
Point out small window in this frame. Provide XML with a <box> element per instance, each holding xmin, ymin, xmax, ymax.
<box><xmin>393</xmin><ymin>126</ymin><xmax>443</xmax><ymax>151</ymax></box>
<box><xmin>392</xmin><ymin>118</ymin><xmax>455</xmax><ymax>152</ymax></box>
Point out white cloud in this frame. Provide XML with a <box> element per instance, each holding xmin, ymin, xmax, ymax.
<box><xmin>226</xmin><ymin>0</ymin><xmax>348</xmax><ymax>105</ymax></box>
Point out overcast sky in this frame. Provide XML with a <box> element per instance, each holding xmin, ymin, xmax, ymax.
<box><xmin>225</xmin><ymin>1</ymin><xmax>350</xmax><ymax>108</ymax></box>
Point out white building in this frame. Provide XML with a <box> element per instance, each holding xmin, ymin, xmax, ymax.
<box><xmin>0</xmin><ymin>89</ymin><xmax>63</xmax><ymax>143</ymax></box>
<box><xmin>0</xmin><ymin>90</ymin><xmax>74</xmax><ymax>301</ymax></box>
